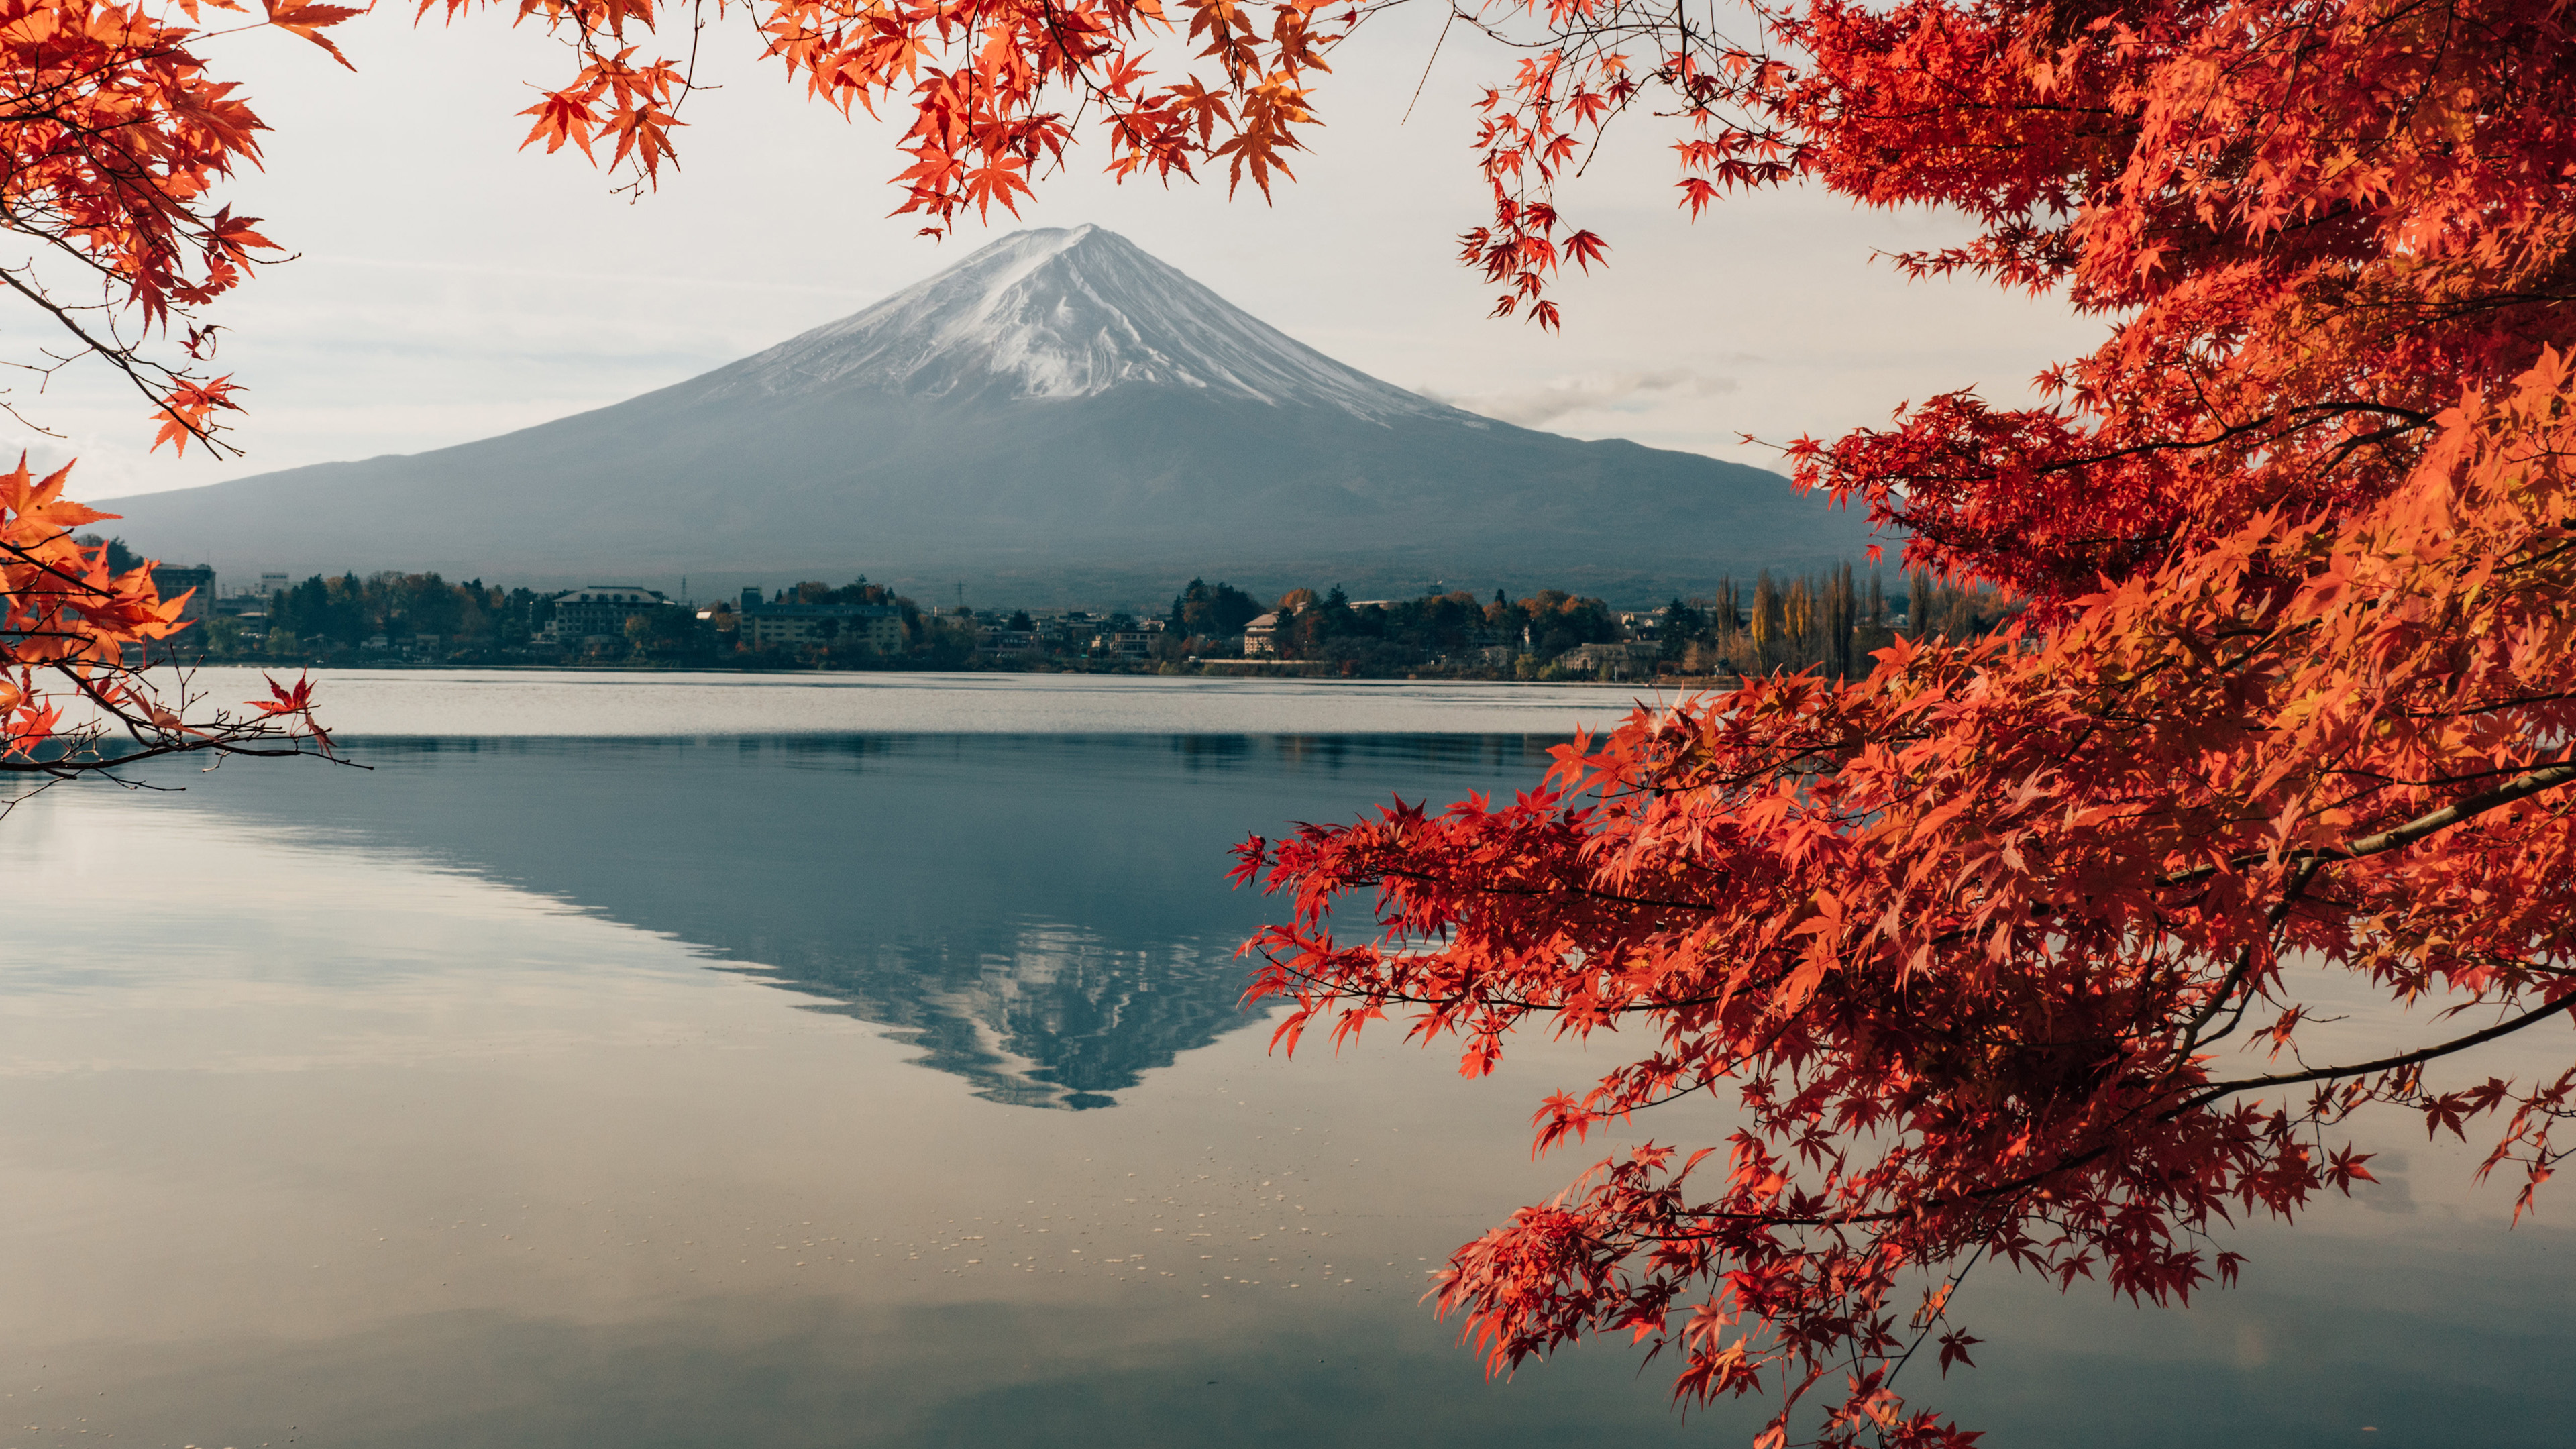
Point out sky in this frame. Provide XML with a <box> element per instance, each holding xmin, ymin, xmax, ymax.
<box><xmin>3</xmin><ymin>3</ymin><xmax>2106</xmax><ymax>504</ymax></box>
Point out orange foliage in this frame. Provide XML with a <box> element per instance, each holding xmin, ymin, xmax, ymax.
<box><xmin>1</xmin><ymin>456</ymin><xmax>329</xmax><ymax>781</ymax></box>
<box><xmin>0</xmin><ymin>0</ymin><xmax>343</xmax><ymax>759</ymax></box>
<box><xmin>0</xmin><ymin>0</ymin><xmax>311</xmax><ymax>455</ymax></box>
<box><xmin>1242</xmin><ymin>354</ymin><xmax>2576</xmax><ymax>1440</ymax></box>
<box><xmin>1212</xmin><ymin>0</ymin><xmax>2576</xmax><ymax>1442</ymax></box>
<box><xmin>409</xmin><ymin>0</ymin><xmax>1340</xmax><ymax>233</ymax></box>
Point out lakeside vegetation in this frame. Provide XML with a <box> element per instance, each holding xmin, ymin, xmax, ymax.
<box><xmin>142</xmin><ymin>557</ymin><xmax>2018</xmax><ymax>680</ymax></box>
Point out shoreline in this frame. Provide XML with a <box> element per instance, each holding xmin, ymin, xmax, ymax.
<box><xmin>142</xmin><ymin>657</ymin><xmax>1739</xmax><ymax>690</ymax></box>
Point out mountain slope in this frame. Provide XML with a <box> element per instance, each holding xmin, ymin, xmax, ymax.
<box><xmin>108</xmin><ymin>226</ymin><xmax>1881</xmax><ymax>605</ymax></box>
<box><xmin>684</xmin><ymin>223</ymin><xmax>1456</xmax><ymax>419</ymax></box>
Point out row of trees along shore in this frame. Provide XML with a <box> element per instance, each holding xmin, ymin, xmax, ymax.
<box><xmin>1665</xmin><ymin>565</ymin><xmax>2009</xmax><ymax>678</ymax></box>
<box><xmin>146</xmin><ymin>564</ymin><xmax>2007</xmax><ymax>678</ymax></box>
<box><xmin>1244</xmin><ymin>570</ymin><xmax>2006</xmax><ymax>678</ymax></box>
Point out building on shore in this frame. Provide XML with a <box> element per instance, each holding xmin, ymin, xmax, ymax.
<box><xmin>1242</xmin><ymin>612</ymin><xmax>1279</xmax><ymax>655</ymax></box>
<box><xmin>1093</xmin><ymin>619</ymin><xmax>1163</xmax><ymax>657</ymax></box>
<box><xmin>148</xmin><ymin>564</ymin><xmax>216</xmax><ymax>625</ymax></box>
<box><xmin>544</xmin><ymin>586</ymin><xmax>672</xmax><ymax>647</ymax></box>
<box><xmin>1557</xmin><ymin>641</ymin><xmax>1659</xmax><ymax>678</ymax></box>
<box><xmin>735</xmin><ymin>587</ymin><xmax>904</xmax><ymax>653</ymax></box>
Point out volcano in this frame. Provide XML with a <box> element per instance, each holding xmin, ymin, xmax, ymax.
<box><xmin>107</xmin><ymin>226</ymin><xmax>1881</xmax><ymax>605</ymax></box>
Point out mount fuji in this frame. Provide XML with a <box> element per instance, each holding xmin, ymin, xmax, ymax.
<box><xmin>108</xmin><ymin>226</ymin><xmax>1881</xmax><ymax>605</ymax></box>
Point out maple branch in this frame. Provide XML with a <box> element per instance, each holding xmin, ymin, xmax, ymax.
<box><xmin>2176</xmin><ymin>945</ymin><xmax>2261</xmax><ymax>1058</ymax></box>
<box><xmin>2180</xmin><ymin>849</ymin><xmax>2328</xmax><ymax>1056</ymax></box>
<box><xmin>1876</xmin><ymin>1244</ymin><xmax>1983</xmax><ymax>1394</ymax></box>
<box><xmin>2154</xmin><ymin>755</ymin><xmax>2576</xmax><ymax>891</ymax></box>
<box><xmin>0</xmin><ymin>263</ymin><xmax>238</xmax><ymax>457</ymax></box>
<box><xmin>1782</xmin><ymin>989</ymin><xmax>2576</xmax><ymax>1240</ymax></box>
<box><xmin>1596</xmin><ymin>970</ymin><xmax>2575</xmax><ymax>1240</ymax></box>
<box><xmin>2314</xmin><ymin>419</ymin><xmax>2434</xmax><ymax>478</ymax></box>
<box><xmin>2328</xmin><ymin>759</ymin><xmax>2576</xmax><ymax>861</ymax></box>
<box><xmin>2184</xmin><ymin>991</ymin><xmax>2576</xmax><ymax>1106</ymax></box>
<box><xmin>1254</xmin><ymin>945</ymin><xmax>1752</xmax><ymax>1020</ymax></box>
<box><xmin>0</xmin><ymin>529</ymin><xmax>122</xmax><ymax>597</ymax></box>
<box><xmin>1364</xmin><ymin>862</ymin><xmax>1737</xmax><ymax>915</ymax></box>
<box><xmin>1</xmin><ymin>731</ymin><xmax>338</xmax><ymax>778</ymax></box>
<box><xmin>1399</xmin><ymin>7</ymin><xmax>1454</xmax><ymax>125</ymax></box>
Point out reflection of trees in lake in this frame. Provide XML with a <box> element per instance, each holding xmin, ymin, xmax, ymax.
<box><xmin>163</xmin><ymin>731</ymin><xmax>1558</xmax><ymax>1108</ymax></box>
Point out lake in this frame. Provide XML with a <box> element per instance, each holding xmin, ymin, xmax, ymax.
<box><xmin>0</xmin><ymin>672</ymin><xmax>2567</xmax><ymax>1447</ymax></box>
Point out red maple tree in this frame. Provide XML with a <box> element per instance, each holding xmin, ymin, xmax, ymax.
<box><xmin>1226</xmin><ymin>0</ymin><xmax>2576</xmax><ymax>1443</ymax></box>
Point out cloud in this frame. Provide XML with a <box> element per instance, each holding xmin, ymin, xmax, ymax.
<box><xmin>1421</xmin><ymin>369</ymin><xmax>1739</xmax><ymax>428</ymax></box>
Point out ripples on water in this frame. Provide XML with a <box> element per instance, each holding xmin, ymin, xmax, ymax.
<box><xmin>0</xmin><ymin>675</ymin><xmax>2567</xmax><ymax>1447</ymax></box>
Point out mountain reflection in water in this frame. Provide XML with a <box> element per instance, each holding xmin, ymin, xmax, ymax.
<box><xmin>172</xmin><ymin>732</ymin><xmax>1558</xmax><ymax>1108</ymax></box>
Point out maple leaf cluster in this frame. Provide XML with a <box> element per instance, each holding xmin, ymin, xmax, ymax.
<box><xmin>1</xmin><ymin>455</ymin><xmax>331</xmax><ymax>787</ymax></box>
<box><xmin>0</xmin><ymin>0</ymin><xmax>366</xmax><ymax>455</ymax></box>
<box><xmin>413</xmin><ymin>0</ymin><xmax>1343</xmax><ymax>231</ymax></box>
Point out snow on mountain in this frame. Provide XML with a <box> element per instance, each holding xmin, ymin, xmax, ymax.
<box><xmin>682</xmin><ymin>225</ymin><xmax>1464</xmax><ymax>423</ymax></box>
<box><xmin>103</xmin><ymin>224</ymin><xmax>1884</xmax><ymax>603</ymax></box>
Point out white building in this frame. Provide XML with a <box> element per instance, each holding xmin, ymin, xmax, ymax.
<box><xmin>545</xmin><ymin>586</ymin><xmax>671</xmax><ymax>644</ymax></box>
<box><xmin>735</xmin><ymin>587</ymin><xmax>905</xmax><ymax>653</ymax></box>
<box><xmin>1243</xmin><ymin>612</ymin><xmax>1279</xmax><ymax>655</ymax></box>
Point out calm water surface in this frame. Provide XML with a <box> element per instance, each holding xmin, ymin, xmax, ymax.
<box><xmin>0</xmin><ymin>675</ymin><xmax>2567</xmax><ymax>1447</ymax></box>
<box><xmin>126</xmin><ymin>667</ymin><xmax>1663</xmax><ymax>737</ymax></box>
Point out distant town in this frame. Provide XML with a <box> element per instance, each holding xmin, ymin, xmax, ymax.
<box><xmin>113</xmin><ymin>543</ymin><xmax>2012</xmax><ymax>682</ymax></box>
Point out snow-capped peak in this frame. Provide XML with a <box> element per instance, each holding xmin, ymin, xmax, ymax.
<box><xmin>687</xmin><ymin>226</ymin><xmax>1461</xmax><ymax>423</ymax></box>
